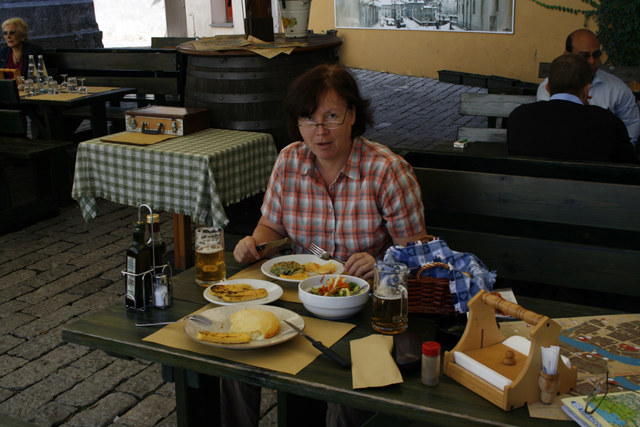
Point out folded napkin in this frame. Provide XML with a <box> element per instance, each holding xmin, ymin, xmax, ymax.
<box><xmin>350</xmin><ymin>335</ymin><xmax>403</xmax><ymax>389</ymax></box>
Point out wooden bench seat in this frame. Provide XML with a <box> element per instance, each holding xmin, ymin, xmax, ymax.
<box><xmin>406</xmin><ymin>149</ymin><xmax>640</xmax><ymax>309</ymax></box>
<box><xmin>457</xmin><ymin>93</ymin><xmax>536</xmax><ymax>143</ymax></box>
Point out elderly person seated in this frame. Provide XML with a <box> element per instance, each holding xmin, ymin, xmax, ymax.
<box><xmin>0</xmin><ymin>17</ymin><xmax>43</xmax><ymax>79</ymax></box>
<box><xmin>231</xmin><ymin>62</ymin><xmax>427</xmax><ymax>427</ymax></box>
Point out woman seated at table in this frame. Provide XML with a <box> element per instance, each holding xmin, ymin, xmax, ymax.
<box><xmin>234</xmin><ymin>62</ymin><xmax>426</xmax><ymax>281</ymax></box>
<box><xmin>0</xmin><ymin>17</ymin><xmax>43</xmax><ymax>80</ymax></box>
<box><xmin>232</xmin><ymin>62</ymin><xmax>427</xmax><ymax>427</ymax></box>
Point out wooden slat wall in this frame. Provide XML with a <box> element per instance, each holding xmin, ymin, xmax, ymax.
<box><xmin>44</xmin><ymin>51</ymin><xmax>177</xmax><ymax>72</ymax></box>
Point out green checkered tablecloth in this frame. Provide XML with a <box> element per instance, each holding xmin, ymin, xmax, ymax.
<box><xmin>72</xmin><ymin>128</ymin><xmax>277</xmax><ymax>227</ymax></box>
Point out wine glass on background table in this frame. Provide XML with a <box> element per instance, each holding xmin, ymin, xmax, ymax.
<box><xmin>16</xmin><ymin>76</ymin><xmax>25</xmax><ymax>92</ymax></box>
<box><xmin>59</xmin><ymin>74</ymin><xmax>68</xmax><ymax>91</ymax></box>
<box><xmin>78</xmin><ymin>78</ymin><xmax>88</xmax><ymax>94</ymax></box>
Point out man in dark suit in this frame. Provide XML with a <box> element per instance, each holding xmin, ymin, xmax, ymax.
<box><xmin>507</xmin><ymin>53</ymin><xmax>639</xmax><ymax>164</ymax></box>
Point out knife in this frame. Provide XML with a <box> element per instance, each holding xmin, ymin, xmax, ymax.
<box><xmin>284</xmin><ymin>320</ymin><xmax>351</xmax><ymax>368</ymax></box>
<box><xmin>256</xmin><ymin>237</ymin><xmax>289</xmax><ymax>251</ymax></box>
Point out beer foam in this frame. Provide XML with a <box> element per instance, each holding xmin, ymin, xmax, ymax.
<box><xmin>196</xmin><ymin>244</ymin><xmax>223</xmax><ymax>254</ymax></box>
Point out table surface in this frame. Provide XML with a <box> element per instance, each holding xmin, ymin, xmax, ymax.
<box><xmin>177</xmin><ymin>34</ymin><xmax>343</xmax><ymax>56</ymax></box>
<box><xmin>71</xmin><ymin>128</ymin><xmax>277</xmax><ymax>226</ymax></box>
<box><xmin>19</xmin><ymin>86</ymin><xmax>136</xmax><ymax>107</ymax></box>
<box><xmin>61</xmin><ymin>253</ymin><xmax>623</xmax><ymax>427</ymax></box>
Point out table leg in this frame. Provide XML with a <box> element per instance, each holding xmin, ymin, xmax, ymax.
<box><xmin>172</xmin><ymin>368</ymin><xmax>221</xmax><ymax>427</ymax></box>
<box><xmin>89</xmin><ymin>103</ymin><xmax>109</xmax><ymax>137</ymax></box>
<box><xmin>40</xmin><ymin>105</ymin><xmax>66</xmax><ymax>140</ymax></box>
<box><xmin>277</xmin><ymin>392</ymin><xmax>327</xmax><ymax>427</ymax></box>
<box><xmin>173</xmin><ymin>214</ymin><xmax>194</xmax><ymax>270</ymax></box>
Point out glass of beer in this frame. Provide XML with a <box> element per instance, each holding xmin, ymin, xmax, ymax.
<box><xmin>195</xmin><ymin>227</ymin><xmax>226</xmax><ymax>287</ymax></box>
<box><xmin>372</xmin><ymin>262</ymin><xmax>409</xmax><ymax>334</ymax></box>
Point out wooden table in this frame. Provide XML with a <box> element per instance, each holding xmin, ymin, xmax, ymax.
<box><xmin>71</xmin><ymin>129</ymin><xmax>277</xmax><ymax>270</ymax></box>
<box><xmin>19</xmin><ymin>87</ymin><xmax>136</xmax><ymax>140</ymax></box>
<box><xmin>61</xmin><ymin>253</ymin><xmax>622</xmax><ymax>427</ymax></box>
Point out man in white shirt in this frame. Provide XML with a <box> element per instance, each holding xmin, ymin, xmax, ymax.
<box><xmin>537</xmin><ymin>29</ymin><xmax>640</xmax><ymax>148</ymax></box>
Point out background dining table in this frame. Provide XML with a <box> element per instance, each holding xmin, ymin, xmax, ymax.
<box><xmin>61</xmin><ymin>253</ymin><xmax>622</xmax><ymax>427</ymax></box>
<box><xmin>71</xmin><ymin>128</ymin><xmax>278</xmax><ymax>269</ymax></box>
<box><xmin>19</xmin><ymin>86</ymin><xmax>136</xmax><ymax>140</ymax></box>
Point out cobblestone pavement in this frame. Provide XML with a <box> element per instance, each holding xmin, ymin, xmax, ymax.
<box><xmin>0</xmin><ymin>70</ymin><xmax>487</xmax><ymax>426</ymax></box>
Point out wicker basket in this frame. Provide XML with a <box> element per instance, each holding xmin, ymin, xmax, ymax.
<box><xmin>408</xmin><ymin>262</ymin><xmax>455</xmax><ymax>315</ymax></box>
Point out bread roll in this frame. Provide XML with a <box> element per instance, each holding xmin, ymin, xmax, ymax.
<box><xmin>230</xmin><ymin>308</ymin><xmax>280</xmax><ymax>340</ymax></box>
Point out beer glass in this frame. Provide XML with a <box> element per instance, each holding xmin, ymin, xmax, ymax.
<box><xmin>195</xmin><ymin>227</ymin><xmax>225</xmax><ymax>286</ymax></box>
<box><xmin>372</xmin><ymin>262</ymin><xmax>408</xmax><ymax>334</ymax></box>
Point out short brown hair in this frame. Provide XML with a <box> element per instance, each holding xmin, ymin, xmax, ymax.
<box><xmin>283</xmin><ymin>63</ymin><xmax>374</xmax><ymax>142</ymax></box>
<box><xmin>2</xmin><ymin>17</ymin><xmax>29</xmax><ymax>42</ymax></box>
<box><xmin>548</xmin><ymin>53</ymin><xmax>591</xmax><ymax>97</ymax></box>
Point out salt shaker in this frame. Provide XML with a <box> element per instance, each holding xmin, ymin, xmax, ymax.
<box><xmin>421</xmin><ymin>341</ymin><xmax>441</xmax><ymax>386</ymax></box>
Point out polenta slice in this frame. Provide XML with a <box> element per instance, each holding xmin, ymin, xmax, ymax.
<box><xmin>209</xmin><ymin>284</ymin><xmax>254</xmax><ymax>297</ymax></box>
<box><xmin>196</xmin><ymin>331</ymin><xmax>251</xmax><ymax>344</ymax></box>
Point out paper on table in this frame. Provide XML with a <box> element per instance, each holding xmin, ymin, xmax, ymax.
<box><xmin>142</xmin><ymin>305</ymin><xmax>354</xmax><ymax>375</ymax></box>
<box><xmin>228</xmin><ymin>259</ymin><xmax>301</xmax><ymax>303</ymax></box>
<box><xmin>100</xmin><ymin>132</ymin><xmax>179</xmax><ymax>146</ymax></box>
<box><xmin>350</xmin><ymin>335</ymin><xmax>403</xmax><ymax>389</ymax></box>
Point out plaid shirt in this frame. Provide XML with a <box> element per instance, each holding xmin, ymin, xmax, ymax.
<box><xmin>261</xmin><ymin>136</ymin><xmax>425</xmax><ymax>261</ymax></box>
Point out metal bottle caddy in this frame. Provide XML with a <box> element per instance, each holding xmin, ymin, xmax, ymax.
<box><xmin>122</xmin><ymin>204</ymin><xmax>173</xmax><ymax>310</ymax></box>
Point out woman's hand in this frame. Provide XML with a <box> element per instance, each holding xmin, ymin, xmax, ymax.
<box><xmin>344</xmin><ymin>252</ymin><xmax>376</xmax><ymax>280</ymax></box>
<box><xmin>233</xmin><ymin>236</ymin><xmax>262</xmax><ymax>263</ymax></box>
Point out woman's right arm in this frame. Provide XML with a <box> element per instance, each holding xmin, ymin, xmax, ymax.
<box><xmin>233</xmin><ymin>215</ymin><xmax>288</xmax><ymax>263</ymax></box>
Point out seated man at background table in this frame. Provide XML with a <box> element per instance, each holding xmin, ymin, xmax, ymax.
<box><xmin>509</xmin><ymin>54</ymin><xmax>639</xmax><ymax>164</ymax></box>
<box><xmin>536</xmin><ymin>29</ymin><xmax>640</xmax><ymax>149</ymax></box>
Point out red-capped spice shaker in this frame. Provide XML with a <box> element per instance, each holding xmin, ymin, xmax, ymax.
<box><xmin>421</xmin><ymin>341</ymin><xmax>441</xmax><ymax>386</ymax></box>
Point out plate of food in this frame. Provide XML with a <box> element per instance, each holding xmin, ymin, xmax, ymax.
<box><xmin>261</xmin><ymin>254</ymin><xmax>344</xmax><ymax>283</ymax></box>
<box><xmin>184</xmin><ymin>304</ymin><xmax>305</xmax><ymax>349</ymax></box>
<box><xmin>203</xmin><ymin>279</ymin><xmax>283</xmax><ymax>306</ymax></box>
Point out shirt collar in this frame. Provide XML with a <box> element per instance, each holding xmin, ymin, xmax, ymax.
<box><xmin>299</xmin><ymin>137</ymin><xmax>360</xmax><ymax>181</ymax></box>
<box><xmin>550</xmin><ymin>93</ymin><xmax>583</xmax><ymax>105</ymax></box>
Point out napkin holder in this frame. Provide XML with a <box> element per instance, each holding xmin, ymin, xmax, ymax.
<box><xmin>442</xmin><ymin>290</ymin><xmax>577</xmax><ymax>411</ymax></box>
<box><xmin>125</xmin><ymin>106</ymin><xmax>209</xmax><ymax>136</ymax></box>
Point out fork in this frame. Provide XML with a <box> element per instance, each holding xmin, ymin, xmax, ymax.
<box><xmin>135</xmin><ymin>314</ymin><xmax>212</xmax><ymax>327</ymax></box>
<box><xmin>309</xmin><ymin>243</ymin><xmax>345</xmax><ymax>265</ymax></box>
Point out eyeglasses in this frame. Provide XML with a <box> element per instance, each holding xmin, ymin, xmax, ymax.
<box><xmin>584</xmin><ymin>371</ymin><xmax>609</xmax><ymax>414</ymax></box>
<box><xmin>2</xmin><ymin>31</ymin><xmax>16</xmax><ymax>36</ymax></box>
<box><xmin>578</xmin><ymin>51</ymin><xmax>602</xmax><ymax>60</ymax></box>
<box><xmin>298</xmin><ymin>109</ymin><xmax>349</xmax><ymax>131</ymax></box>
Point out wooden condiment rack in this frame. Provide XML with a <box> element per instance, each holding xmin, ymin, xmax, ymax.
<box><xmin>443</xmin><ymin>290</ymin><xmax>577</xmax><ymax>410</ymax></box>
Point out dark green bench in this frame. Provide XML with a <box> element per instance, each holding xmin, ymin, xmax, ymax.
<box><xmin>0</xmin><ymin>80</ymin><xmax>74</xmax><ymax>234</ymax></box>
<box><xmin>407</xmin><ymin>149</ymin><xmax>640</xmax><ymax>310</ymax></box>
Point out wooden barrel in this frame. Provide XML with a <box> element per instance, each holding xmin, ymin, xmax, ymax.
<box><xmin>178</xmin><ymin>35</ymin><xmax>343</xmax><ymax>151</ymax></box>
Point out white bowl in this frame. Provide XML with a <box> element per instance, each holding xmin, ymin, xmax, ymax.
<box><xmin>298</xmin><ymin>275</ymin><xmax>370</xmax><ymax>319</ymax></box>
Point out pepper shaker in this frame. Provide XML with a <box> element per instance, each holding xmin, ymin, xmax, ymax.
<box><xmin>421</xmin><ymin>341</ymin><xmax>441</xmax><ymax>386</ymax></box>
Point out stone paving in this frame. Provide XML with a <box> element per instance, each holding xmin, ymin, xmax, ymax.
<box><xmin>0</xmin><ymin>69</ymin><xmax>487</xmax><ymax>427</ymax></box>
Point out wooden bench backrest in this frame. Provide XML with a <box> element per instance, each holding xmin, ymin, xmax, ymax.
<box><xmin>457</xmin><ymin>93</ymin><xmax>536</xmax><ymax>143</ymax></box>
<box><xmin>413</xmin><ymin>165</ymin><xmax>640</xmax><ymax>296</ymax></box>
<box><xmin>43</xmin><ymin>49</ymin><xmax>180</xmax><ymax>96</ymax></box>
<box><xmin>0</xmin><ymin>80</ymin><xmax>27</xmax><ymax>134</ymax></box>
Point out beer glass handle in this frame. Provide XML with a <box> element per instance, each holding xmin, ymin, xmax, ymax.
<box><xmin>400</xmin><ymin>285</ymin><xmax>408</xmax><ymax>320</ymax></box>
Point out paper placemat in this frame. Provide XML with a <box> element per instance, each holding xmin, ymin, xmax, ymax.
<box><xmin>229</xmin><ymin>259</ymin><xmax>301</xmax><ymax>303</ymax></box>
<box><xmin>350</xmin><ymin>335</ymin><xmax>403</xmax><ymax>389</ymax></box>
<box><xmin>100</xmin><ymin>132</ymin><xmax>179</xmax><ymax>146</ymax></box>
<box><xmin>85</xmin><ymin>86</ymin><xmax>118</xmax><ymax>93</ymax></box>
<box><xmin>143</xmin><ymin>305</ymin><xmax>355</xmax><ymax>375</ymax></box>
<box><xmin>22</xmin><ymin>92</ymin><xmax>89</xmax><ymax>101</ymax></box>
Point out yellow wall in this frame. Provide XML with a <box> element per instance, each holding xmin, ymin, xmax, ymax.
<box><xmin>309</xmin><ymin>0</ymin><xmax>597</xmax><ymax>83</ymax></box>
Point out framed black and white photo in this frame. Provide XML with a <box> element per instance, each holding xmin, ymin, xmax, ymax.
<box><xmin>335</xmin><ymin>0</ymin><xmax>514</xmax><ymax>33</ymax></box>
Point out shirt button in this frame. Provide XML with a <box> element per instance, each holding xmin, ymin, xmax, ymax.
<box><xmin>329</xmin><ymin>206</ymin><xmax>333</xmax><ymax>213</ymax></box>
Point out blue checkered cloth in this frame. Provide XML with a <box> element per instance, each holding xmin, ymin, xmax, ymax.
<box><xmin>383</xmin><ymin>239</ymin><xmax>496</xmax><ymax>313</ymax></box>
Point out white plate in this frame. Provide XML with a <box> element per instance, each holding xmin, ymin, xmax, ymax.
<box><xmin>203</xmin><ymin>279</ymin><xmax>283</xmax><ymax>306</ymax></box>
<box><xmin>184</xmin><ymin>304</ymin><xmax>305</xmax><ymax>349</ymax></box>
<box><xmin>261</xmin><ymin>254</ymin><xmax>344</xmax><ymax>283</ymax></box>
